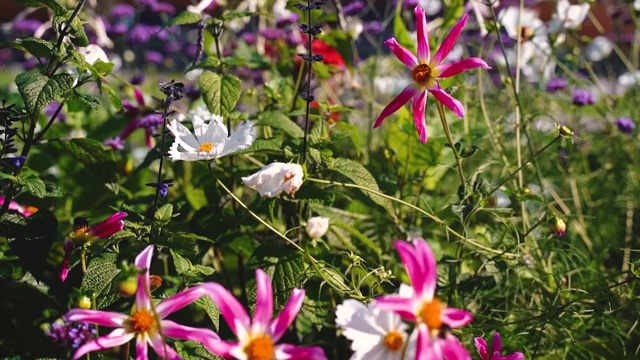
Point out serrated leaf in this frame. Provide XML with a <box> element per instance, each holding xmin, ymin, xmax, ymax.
<box><xmin>169</xmin><ymin>10</ymin><xmax>202</xmax><ymax>26</ymax></box>
<box><xmin>199</xmin><ymin>71</ymin><xmax>242</xmax><ymax>119</ymax></box>
<box><xmin>175</xmin><ymin>341</ymin><xmax>224</xmax><ymax>360</ymax></box>
<box><xmin>256</xmin><ymin>111</ymin><xmax>304</xmax><ymax>138</ymax></box>
<box><xmin>233</xmin><ymin>138</ymin><xmax>284</xmax><ymax>155</ymax></box>
<box><xmin>52</xmin><ymin>15</ymin><xmax>88</xmax><ymax>46</ymax></box>
<box><xmin>170</xmin><ymin>249</ymin><xmax>191</xmax><ymax>275</ymax></box>
<box><xmin>155</xmin><ymin>204</ymin><xmax>174</xmax><ymax>225</ymax></box>
<box><xmin>92</xmin><ymin>61</ymin><xmax>114</xmax><ymax>76</ymax></box>
<box><xmin>195</xmin><ymin>296</ymin><xmax>220</xmax><ymax>331</ymax></box>
<box><xmin>0</xmin><ymin>37</ymin><xmax>54</xmax><ymax>59</ymax></box>
<box><xmin>15</xmin><ymin>71</ymin><xmax>74</xmax><ymax>115</ymax></box>
<box><xmin>219</xmin><ymin>10</ymin><xmax>256</xmax><ymax>21</ymax></box>
<box><xmin>330</xmin><ymin>158</ymin><xmax>395</xmax><ymax>216</ymax></box>
<box><xmin>57</xmin><ymin>138</ymin><xmax>119</xmax><ymax>183</ymax></box>
<box><xmin>18</xmin><ymin>174</ymin><xmax>46</xmax><ymax>198</ymax></box>
<box><xmin>332</xmin><ymin>122</ymin><xmax>361</xmax><ymax>157</ymax></box>
<box><xmin>66</xmin><ymin>91</ymin><xmax>100</xmax><ymax>112</ymax></box>
<box><xmin>80</xmin><ymin>252</ymin><xmax>121</xmax><ymax>309</ymax></box>
<box><xmin>101</xmin><ymin>83</ymin><xmax>122</xmax><ymax>111</ymax></box>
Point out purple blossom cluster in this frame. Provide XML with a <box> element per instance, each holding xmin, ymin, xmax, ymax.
<box><xmin>48</xmin><ymin>322</ymin><xmax>96</xmax><ymax>349</ymax></box>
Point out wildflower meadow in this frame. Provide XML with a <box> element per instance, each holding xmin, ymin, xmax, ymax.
<box><xmin>1</xmin><ymin>0</ymin><xmax>639</xmax><ymax>358</ymax></box>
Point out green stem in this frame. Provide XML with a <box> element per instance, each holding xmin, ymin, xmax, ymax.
<box><xmin>435</xmin><ymin>101</ymin><xmax>466</xmax><ymax>195</ymax></box>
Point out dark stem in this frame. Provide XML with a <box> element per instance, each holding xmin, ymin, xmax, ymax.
<box><xmin>149</xmin><ymin>100</ymin><xmax>171</xmax><ymax>224</ymax></box>
<box><xmin>300</xmin><ymin>1</ymin><xmax>314</xmax><ymax>164</ymax></box>
<box><xmin>45</xmin><ymin>0</ymin><xmax>87</xmax><ymax>76</ymax></box>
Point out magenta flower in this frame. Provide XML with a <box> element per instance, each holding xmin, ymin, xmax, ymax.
<box><xmin>63</xmin><ymin>245</ymin><xmax>218</xmax><ymax>359</ymax></box>
<box><xmin>374</xmin><ymin>238</ymin><xmax>474</xmax><ymax>359</ymax></box>
<box><xmin>60</xmin><ymin>212</ymin><xmax>128</xmax><ymax>282</ymax></box>
<box><xmin>474</xmin><ymin>332</ymin><xmax>524</xmax><ymax>360</ymax></box>
<box><xmin>103</xmin><ymin>88</ymin><xmax>162</xmax><ymax>150</ymax></box>
<box><xmin>373</xmin><ymin>7</ymin><xmax>491</xmax><ymax>143</ymax></box>
<box><xmin>201</xmin><ymin>269</ymin><xmax>327</xmax><ymax>360</ymax></box>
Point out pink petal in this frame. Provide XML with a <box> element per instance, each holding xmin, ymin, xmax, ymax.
<box><xmin>415</xmin><ymin>323</ymin><xmax>438</xmax><ymax>359</ymax></box>
<box><xmin>134</xmin><ymin>88</ymin><xmax>145</xmax><ymax>107</ymax></box>
<box><xmin>384</xmin><ymin>38</ymin><xmax>418</xmax><ymax>68</ymax></box>
<box><xmin>373</xmin><ymin>295</ymin><xmax>416</xmax><ymax>321</ymax></box>
<box><xmin>155</xmin><ymin>285</ymin><xmax>208</xmax><ymax>318</ymax></box>
<box><xmin>504</xmin><ymin>353</ymin><xmax>525</xmax><ymax>360</ymax></box>
<box><xmin>276</xmin><ymin>344</ymin><xmax>328</xmax><ymax>360</ymax></box>
<box><xmin>148</xmin><ymin>332</ymin><xmax>181</xmax><ymax>360</ymax></box>
<box><xmin>394</xmin><ymin>240</ymin><xmax>426</xmax><ymax>295</ymax></box>
<box><xmin>432</xmin><ymin>13</ymin><xmax>468</xmax><ymax>66</ymax></box>
<box><xmin>201</xmin><ymin>338</ymin><xmax>238</xmax><ymax>358</ymax></box>
<box><xmin>412</xmin><ymin>238</ymin><xmax>437</xmax><ymax>300</ymax></box>
<box><xmin>201</xmin><ymin>283</ymin><xmax>250</xmax><ymax>336</ymax></box>
<box><xmin>59</xmin><ymin>258</ymin><xmax>69</xmax><ymax>282</ymax></box>
<box><xmin>162</xmin><ymin>319</ymin><xmax>220</xmax><ymax>343</ymax></box>
<box><xmin>492</xmin><ymin>331</ymin><xmax>502</xmax><ymax>354</ymax></box>
<box><xmin>436</xmin><ymin>58</ymin><xmax>491</xmax><ymax>78</ymax></box>
<box><xmin>136</xmin><ymin>336</ymin><xmax>148</xmax><ymax>360</ymax></box>
<box><xmin>135</xmin><ymin>245</ymin><xmax>154</xmax><ymax>311</ymax></box>
<box><xmin>270</xmin><ymin>288</ymin><xmax>305</xmax><ymax>341</ymax></box>
<box><xmin>441</xmin><ymin>333</ymin><xmax>472</xmax><ymax>360</ymax></box>
<box><xmin>72</xmin><ymin>328</ymin><xmax>134</xmax><ymax>359</ymax></box>
<box><xmin>415</xmin><ymin>6</ymin><xmax>430</xmax><ymax>63</ymax></box>
<box><xmin>474</xmin><ymin>337</ymin><xmax>489</xmax><ymax>360</ymax></box>
<box><xmin>89</xmin><ymin>212</ymin><xmax>127</xmax><ymax>239</ymax></box>
<box><xmin>254</xmin><ymin>269</ymin><xmax>274</xmax><ymax>328</ymax></box>
<box><xmin>429</xmin><ymin>85</ymin><xmax>465</xmax><ymax>118</ymax></box>
<box><xmin>441</xmin><ymin>308</ymin><xmax>473</xmax><ymax>328</ymax></box>
<box><xmin>373</xmin><ymin>85</ymin><xmax>417</xmax><ymax>128</ymax></box>
<box><xmin>64</xmin><ymin>309</ymin><xmax>128</xmax><ymax>327</ymax></box>
<box><xmin>412</xmin><ymin>90</ymin><xmax>428</xmax><ymax>143</ymax></box>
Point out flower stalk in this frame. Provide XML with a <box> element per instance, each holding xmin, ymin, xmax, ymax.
<box><xmin>436</xmin><ymin>101</ymin><xmax>466</xmax><ymax>199</ymax></box>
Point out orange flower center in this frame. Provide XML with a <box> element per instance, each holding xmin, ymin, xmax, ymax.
<box><xmin>383</xmin><ymin>330</ymin><xmax>404</xmax><ymax>352</ymax></box>
<box><xmin>129</xmin><ymin>309</ymin><xmax>154</xmax><ymax>333</ymax></box>
<box><xmin>244</xmin><ymin>335</ymin><xmax>275</xmax><ymax>360</ymax></box>
<box><xmin>419</xmin><ymin>298</ymin><xmax>443</xmax><ymax>331</ymax></box>
<box><xmin>198</xmin><ymin>142</ymin><xmax>214</xmax><ymax>152</ymax></box>
<box><xmin>412</xmin><ymin>64</ymin><xmax>432</xmax><ymax>84</ymax></box>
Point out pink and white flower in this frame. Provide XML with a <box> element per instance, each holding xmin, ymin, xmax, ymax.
<box><xmin>201</xmin><ymin>269</ymin><xmax>327</xmax><ymax>360</ymax></box>
<box><xmin>373</xmin><ymin>7</ymin><xmax>490</xmax><ymax>143</ymax></box>
<box><xmin>374</xmin><ymin>238</ymin><xmax>474</xmax><ymax>359</ymax></box>
<box><xmin>242</xmin><ymin>162</ymin><xmax>304</xmax><ymax>198</ymax></box>
<box><xmin>63</xmin><ymin>245</ymin><xmax>218</xmax><ymax>359</ymax></box>
<box><xmin>474</xmin><ymin>331</ymin><xmax>524</xmax><ymax>360</ymax></box>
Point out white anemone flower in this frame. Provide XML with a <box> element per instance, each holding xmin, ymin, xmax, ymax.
<box><xmin>548</xmin><ymin>0</ymin><xmax>590</xmax><ymax>33</ymax></box>
<box><xmin>336</xmin><ymin>299</ymin><xmax>415</xmax><ymax>360</ymax></box>
<box><xmin>167</xmin><ymin>109</ymin><xmax>255</xmax><ymax>161</ymax></box>
<box><xmin>305</xmin><ymin>217</ymin><xmax>329</xmax><ymax>239</ymax></box>
<box><xmin>242</xmin><ymin>162</ymin><xmax>304</xmax><ymax>197</ymax></box>
<box><xmin>498</xmin><ymin>6</ymin><xmax>546</xmax><ymax>40</ymax></box>
<box><xmin>584</xmin><ymin>36</ymin><xmax>613</xmax><ymax>62</ymax></box>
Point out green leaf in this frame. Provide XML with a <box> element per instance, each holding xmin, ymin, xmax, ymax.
<box><xmin>15</xmin><ymin>71</ymin><xmax>74</xmax><ymax>115</ymax></box>
<box><xmin>332</xmin><ymin>122</ymin><xmax>361</xmax><ymax>157</ymax></box>
<box><xmin>311</xmin><ymin>262</ymin><xmax>350</xmax><ymax>295</ymax></box>
<box><xmin>199</xmin><ymin>71</ymin><xmax>242</xmax><ymax>119</ymax></box>
<box><xmin>80</xmin><ymin>252</ymin><xmax>121</xmax><ymax>309</ymax></box>
<box><xmin>0</xmin><ymin>37</ymin><xmax>54</xmax><ymax>59</ymax></box>
<box><xmin>11</xmin><ymin>0</ymin><xmax>67</xmax><ymax>15</ymax></box>
<box><xmin>101</xmin><ymin>83</ymin><xmax>123</xmax><ymax>111</ymax></box>
<box><xmin>175</xmin><ymin>341</ymin><xmax>224</xmax><ymax>360</ymax></box>
<box><xmin>18</xmin><ymin>174</ymin><xmax>46</xmax><ymax>198</ymax></box>
<box><xmin>170</xmin><ymin>248</ymin><xmax>191</xmax><ymax>275</ymax></box>
<box><xmin>295</xmin><ymin>183</ymin><xmax>335</xmax><ymax>204</ymax></box>
<box><xmin>53</xmin><ymin>15</ymin><xmax>88</xmax><ymax>46</ymax></box>
<box><xmin>329</xmin><ymin>158</ymin><xmax>395</xmax><ymax>216</ymax></box>
<box><xmin>185</xmin><ymin>184</ymin><xmax>208</xmax><ymax>210</ymax></box>
<box><xmin>195</xmin><ymin>296</ymin><xmax>220</xmax><ymax>331</ymax></box>
<box><xmin>219</xmin><ymin>10</ymin><xmax>256</xmax><ymax>21</ymax></box>
<box><xmin>256</xmin><ymin>111</ymin><xmax>304</xmax><ymax>138</ymax></box>
<box><xmin>233</xmin><ymin>138</ymin><xmax>284</xmax><ymax>155</ymax></box>
<box><xmin>66</xmin><ymin>91</ymin><xmax>100</xmax><ymax>112</ymax></box>
<box><xmin>155</xmin><ymin>204</ymin><xmax>174</xmax><ymax>226</ymax></box>
<box><xmin>56</xmin><ymin>138</ymin><xmax>119</xmax><ymax>183</ymax></box>
<box><xmin>92</xmin><ymin>61</ymin><xmax>114</xmax><ymax>76</ymax></box>
<box><xmin>168</xmin><ymin>10</ymin><xmax>202</xmax><ymax>26</ymax></box>
<box><xmin>393</xmin><ymin>1</ymin><xmax>415</xmax><ymax>53</ymax></box>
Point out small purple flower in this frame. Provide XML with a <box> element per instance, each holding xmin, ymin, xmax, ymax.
<box><xmin>103</xmin><ymin>136</ymin><xmax>125</xmax><ymax>150</ymax></box>
<box><xmin>546</xmin><ymin>78</ymin><xmax>568</xmax><ymax>93</ymax></box>
<box><xmin>615</xmin><ymin>117</ymin><xmax>635</xmax><ymax>135</ymax></box>
<box><xmin>110</xmin><ymin>23</ymin><xmax>128</xmax><ymax>35</ymax></box>
<box><xmin>164</xmin><ymin>41</ymin><xmax>182</xmax><ymax>54</ymax></box>
<box><xmin>4</xmin><ymin>155</ymin><xmax>27</xmax><ymax>167</ymax></box>
<box><xmin>159</xmin><ymin>183</ymin><xmax>169</xmax><ymax>198</ymax></box>
<box><xmin>572</xmin><ymin>89</ymin><xmax>595</xmax><ymax>106</ymax></box>
<box><xmin>23</xmin><ymin>57</ymin><xmax>40</xmax><ymax>71</ymax></box>
<box><xmin>144</xmin><ymin>51</ymin><xmax>164</xmax><ymax>65</ymax></box>
<box><xmin>259</xmin><ymin>27</ymin><xmax>287</xmax><ymax>40</ymax></box>
<box><xmin>111</xmin><ymin>4</ymin><xmax>135</xmax><ymax>19</ymax></box>
<box><xmin>363</xmin><ymin>21</ymin><xmax>383</xmax><ymax>35</ymax></box>
<box><xmin>138</xmin><ymin>0</ymin><xmax>158</xmax><ymax>8</ymax></box>
<box><xmin>49</xmin><ymin>322</ymin><xmax>96</xmax><ymax>349</ymax></box>
<box><xmin>242</xmin><ymin>32</ymin><xmax>256</xmax><ymax>45</ymax></box>
<box><xmin>13</xmin><ymin>18</ymin><xmax>42</xmax><ymax>34</ymax></box>
<box><xmin>44</xmin><ymin>101</ymin><xmax>67</xmax><ymax>123</ymax></box>
<box><xmin>129</xmin><ymin>73</ymin><xmax>145</xmax><ymax>86</ymax></box>
<box><xmin>152</xmin><ymin>2</ymin><xmax>176</xmax><ymax>15</ymax></box>
<box><xmin>343</xmin><ymin>0</ymin><xmax>365</xmax><ymax>16</ymax></box>
<box><xmin>128</xmin><ymin>24</ymin><xmax>163</xmax><ymax>44</ymax></box>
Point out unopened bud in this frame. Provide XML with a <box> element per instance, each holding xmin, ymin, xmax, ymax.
<box><xmin>551</xmin><ymin>217</ymin><xmax>567</xmax><ymax>237</ymax></box>
<box><xmin>306</xmin><ymin>217</ymin><xmax>329</xmax><ymax>239</ymax></box>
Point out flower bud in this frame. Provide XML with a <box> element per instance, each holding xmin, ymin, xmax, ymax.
<box><xmin>118</xmin><ymin>276</ymin><xmax>138</xmax><ymax>297</ymax></box>
<box><xmin>305</xmin><ymin>217</ymin><xmax>329</xmax><ymax>239</ymax></box>
<box><xmin>242</xmin><ymin>162</ymin><xmax>304</xmax><ymax>197</ymax></box>
<box><xmin>76</xmin><ymin>295</ymin><xmax>92</xmax><ymax>309</ymax></box>
<box><xmin>551</xmin><ymin>217</ymin><xmax>566</xmax><ymax>237</ymax></box>
<box><xmin>149</xmin><ymin>275</ymin><xmax>163</xmax><ymax>291</ymax></box>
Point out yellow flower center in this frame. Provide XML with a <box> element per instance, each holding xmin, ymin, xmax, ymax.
<box><xmin>129</xmin><ymin>309</ymin><xmax>154</xmax><ymax>333</ymax></box>
<box><xmin>70</xmin><ymin>219</ymin><xmax>92</xmax><ymax>244</ymax></box>
<box><xmin>198</xmin><ymin>142</ymin><xmax>214</xmax><ymax>152</ymax></box>
<box><xmin>418</xmin><ymin>298</ymin><xmax>443</xmax><ymax>331</ymax></box>
<box><xmin>383</xmin><ymin>330</ymin><xmax>404</xmax><ymax>352</ymax></box>
<box><xmin>519</xmin><ymin>26</ymin><xmax>534</xmax><ymax>41</ymax></box>
<box><xmin>412</xmin><ymin>64</ymin><xmax>432</xmax><ymax>84</ymax></box>
<box><xmin>244</xmin><ymin>335</ymin><xmax>275</xmax><ymax>360</ymax></box>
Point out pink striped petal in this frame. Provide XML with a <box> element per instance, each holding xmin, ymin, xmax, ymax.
<box><xmin>441</xmin><ymin>308</ymin><xmax>474</xmax><ymax>328</ymax></box>
<box><xmin>492</xmin><ymin>331</ymin><xmax>502</xmax><ymax>354</ymax></box>
<box><xmin>162</xmin><ymin>319</ymin><xmax>220</xmax><ymax>342</ymax></box>
<box><xmin>373</xmin><ymin>85</ymin><xmax>417</xmax><ymax>128</ymax></box>
<box><xmin>373</xmin><ymin>295</ymin><xmax>416</xmax><ymax>321</ymax></box>
<box><xmin>276</xmin><ymin>344</ymin><xmax>328</xmax><ymax>360</ymax></box>
<box><xmin>202</xmin><ymin>283</ymin><xmax>250</xmax><ymax>335</ymax></box>
<box><xmin>441</xmin><ymin>333</ymin><xmax>472</xmax><ymax>360</ymax></box>
<box><xmin>136</xmin><ymin>336</ymin><xmax>148</xmax><ymax>360</ymax></box>
<box><xmin>148</xmin><ymin>332</ymin><xmax>181</xmax><ymax>360</ymax></box>
<box><xmin>72</xmin><ymin>328</ymin><xmax>134</xmax><ymax>359</ymax></box>
<box><xmin>412</xmin><ymin>238</ymin><xmax>437</xmax><ymax>299</ymax></box>
<box><xmin>270</xmin><ymin>288</ymin><xmax>305</xmax><ymax>340</ymax></box>
<box><xmin>504</xmin><ymin>353</ymin><xmax>525</xmax><ymax>360</ymax></box>
<box><xmin>135</xmin><ymin>245</ymin><xmax>154</xmax><ymax>311</ymax></box>
<box><xmin>384</xmin><ymin>38</ymin><xmax>418</xmax><ymax>68</ymax></box>
<box><xmin>429</xmin><ymin>85</ymin><xmax>465</xmax><ymax>118</ymax></box>
<box><xmin>394</xmin><ymin>240</ymin><xmax>425</xmax><ymax>295</ymax></box>
<box><xmin>201</xmin><ymin>338</ymin><xmax>238</xmax><ymax>358</ymax></box>
<box><xmin>415</xmin><ymin>323</ymin><xmax>438</xmax><ymax>359</ymax></box>
<box><xmin>156</xmin><ymin>285</ymin><xmax>208</xmax><ymax>318</ymax></box>
<box><xmin>64</xmin><ymin>309</ymin><xmax>128</xmax><ymax>327</ymax></box>
<box><xmin>412</xmin><ymin>91</ymin><xmax>428</xmax><ymax>143</ymax></box>
<box><xmin>474</xmin><ymin>337</ymin><xmax>489</xmax><ymax>360</ymax></box>
<box><xmin>415</xmin><ymin>7</ymin><xmax>430</xmax><ymax>63</ymax></box>
<box><xmin>432</xmin><ymin>13</ymin><xmax>468</xmax><ymax>66</ymax></box>
<box><xmin>436</xmin><ymin>58</ymin><xmax>491</xmax><ymax>78</ymax></box>
<box><xmin>254</xmin><ymin>269</ymin><xmax>274</xmax><ymax>329</ymax></box>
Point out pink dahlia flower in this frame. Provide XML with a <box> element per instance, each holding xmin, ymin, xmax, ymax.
<box><xmin>474</xmin><ymin>331</ymin><xmax>524</xmax><ymax>360</ymax></box>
